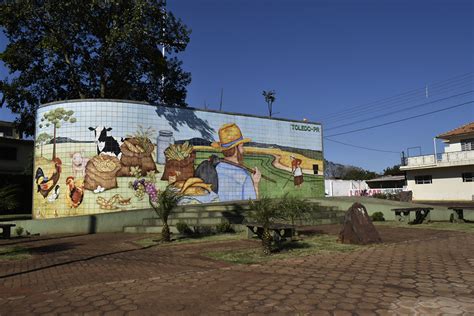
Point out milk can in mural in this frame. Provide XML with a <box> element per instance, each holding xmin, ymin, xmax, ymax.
<box><xmin>156</xmin><ymin>130</ymin><xmax>174</xmax><ymax>164</ymax></box>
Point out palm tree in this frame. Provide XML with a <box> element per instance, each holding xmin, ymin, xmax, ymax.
<box><xmin>262</xmin><ymin>90</ymin><xmax>276</xmax><ymax>117</ymax></box>
<box><xmin>248</xmin><ymin>197</ymin><xmax>281</xmax><ymax>255</ymax></box>
<box><xmin>149</xmin><ymin>188</ymin><xmax>182</xmax><ymax>242</ymax></box>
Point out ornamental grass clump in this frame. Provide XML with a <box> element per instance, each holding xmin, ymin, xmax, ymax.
<box><xmin>149</xmin><ymin>187</ymin><xmax>182</xmax><ymax>242</ymax></box>
<box><xmin>248</xmin><ymin>197</ymin><xmax>282</xmax><ymax>256</ymax></box>
<box><xmin>279</xmin><ymin>194</ymin><xmax>313</xmax><ymax>230</ymax></box>
<box><xmin>130</xmin><ymin>171</ymin><xmax>182</xmax><ymax>242</ymax></box>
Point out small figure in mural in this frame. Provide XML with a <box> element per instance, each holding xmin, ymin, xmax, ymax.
<box><xmin>71</xmin><ymin>151</ymin><xmax>89</xmax><ymax>178</ymax></box>
<box><xmin>47</xmin><ymin>185</ymin><xmax>60</xmax><ymax>203</ymax></box>
<box><xmin>290</xmin><ymin>155</ymin><xmax>304</xmax><ymax>188</ymax></box>
<box><xmin>35</xmin><ymin>157</ymin><xmax>62</xmax><ymax>198</ymax></box>
<box><xmin>211</xmin><ymin>123</ymin><xmax>261</xmax><ymax>201</ymax></box>
<box><xmin>88</xmin><ymin>126</ymin><xmax>123</xmax><ymax>159</ymax></box>
<box><xmin>66</xmin><ymin>176</ymin><xmax>85</xmax><ymax>208</ymax></box>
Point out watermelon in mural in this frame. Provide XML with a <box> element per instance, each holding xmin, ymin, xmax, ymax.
<box><xmin>33</xmin><ymin>100</ymin><xmax>324</xmax><ymax>218</ymax></box>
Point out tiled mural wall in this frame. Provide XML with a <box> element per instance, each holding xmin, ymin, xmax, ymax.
<box><xmin>33</xmin><ymin>100</ymin><xmax>324</xmax><ymax>218</ymax></box>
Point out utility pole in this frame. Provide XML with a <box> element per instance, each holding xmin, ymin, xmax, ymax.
<box><xmin>219</xmin><ymin>88</ymin><xmax>224</xmax><ymax>111</ymax></box>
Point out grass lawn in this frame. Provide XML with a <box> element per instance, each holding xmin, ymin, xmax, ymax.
<box><xmin>374</xmin><ymin>221</ymin><xmax>474</xmax><ymax>233</ymax></box>
<box><xmin>0</xmin><ymin>246</ymin><xmax>31</xmax><ymax>260</ymax></box>
<box><xmin>205</xmin><ymin>235</ymin><xmax>360</xmax><ymax>264</ymax></box>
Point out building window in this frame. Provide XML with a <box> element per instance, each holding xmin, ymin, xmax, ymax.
<box><xmin>462</xmin><ymin>173</ymin><xmax>473</xmax><ymax>182</ymax></box>
<box><xmin>415</xmin><ymin>175</ymin><xmax>432</xmax><ymax>184</ymax></box>
<box><xmin>0</xmin><ymin>126</ymin><xmax>13</xmax><ymax>137</ymax></box>
<box><xmin>0</xmin><ymin>146</ymin><xmax>17</xmax><ymax>160</ymax></box>
<box><xmin>461</xmin><ymin>139</ymin><xmax>474</xmax><ymax>151</ymax></box>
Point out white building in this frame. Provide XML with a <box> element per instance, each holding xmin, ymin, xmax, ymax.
<box><xmin>401</xmin><ymin>122</ymin><xmax>474</xmax><ymax>202</ymax></box>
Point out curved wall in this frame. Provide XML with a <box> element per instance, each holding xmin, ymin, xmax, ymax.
<box><xmin>33</xmin><ymin>99</ymin><xmax>323</xmax><ymax>218</ymax></box>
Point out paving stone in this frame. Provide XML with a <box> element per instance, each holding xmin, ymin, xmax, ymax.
<box><xmin>0</xmin><ymin>226</ymin><xmax>472</xmax><ymax>315</ymax></box>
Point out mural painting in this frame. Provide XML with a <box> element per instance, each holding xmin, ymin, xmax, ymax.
<box><xmin>33</xmin><ymin>100</ymin><xmax>324</xmax><ymax>218</ymax></box>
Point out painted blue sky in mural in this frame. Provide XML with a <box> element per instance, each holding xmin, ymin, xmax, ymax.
<box><xmin>37</xmin><ymin>101</ymin><xmax>323</xmax><ymax>152</ymax></box>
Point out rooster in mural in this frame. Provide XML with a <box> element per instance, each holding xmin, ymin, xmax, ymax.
<box><xmin>35</xmin><ymin>157</ymin><xmax>63</xmax><ymax>198</ymax></box>
<box><xmin>66</xmin><ymin>176</ymin><xmax>85</xmax><ymax>208</ymax></box>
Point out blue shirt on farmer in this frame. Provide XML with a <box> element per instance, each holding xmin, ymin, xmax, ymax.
<box><xmin>216</xmin><ymin>162</ymin><xmax>256</xmax><ymax>202</ymax></box>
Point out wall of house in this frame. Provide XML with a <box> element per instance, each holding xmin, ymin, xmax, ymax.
<box><xmin>0</xmin><ymin>138</ymin><xmax>34</xmax><ymax>174</ymax></box>
<box><xmin>406</xmin><ymin>165</ymin><xmax>474</xmax><ymax>201</ymax></box>
<box><xmin>324</xmin><ymin>180</ymin><xmax>368</xmax><ymax>196</ymax></box>
<box><xmin>33</xmin><ymin>99</ymin><xmax>324</xmax><ymax>218</ymax></box>
<box><xmin>444</xmin><ymin>140</ymin><xmax>462</xmax><ymax>153</ymax></box>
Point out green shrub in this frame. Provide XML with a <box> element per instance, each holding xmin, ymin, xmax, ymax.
<box><xmin>176</xmin><ymin>222</ymin><xmax>192</xmax><ymax>235</ymax></box>
<box><xmin>279</xmin><ymin>194</ymin><xmax>314</xmax><ymax>227</ymax></box>
<box><xmin>0</xmin><ymin>185</ymin><xmax>21</xmax><ymax>211</ymax></box>
<box><xmin>15</xmin><ymin>226</ymin><xmax>24</xmax><ymax>236</ymax></box>
<box><xmin>216</xmin><ymin>222</ymin><xmax>233</xmax><ymax>233</ymax></box>
<box><xmin>372</xmin><ymin>193</ymin><xmax>387</xmax><ymax>200</ymax></box>
<box><xmin>371</xmin><ymin>212</ymin><xmax>385</xmax><ymax>222</ymax></box>
<box><xmin>193</xmin><ymin>225</ymin><xmax>213</xmax><ymax>236</ymax></box>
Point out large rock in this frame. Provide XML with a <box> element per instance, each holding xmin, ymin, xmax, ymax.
<box><xmin>339</xmin><ymin>203</ymin><xmax>382</xmax><ymax>244</ymax></box>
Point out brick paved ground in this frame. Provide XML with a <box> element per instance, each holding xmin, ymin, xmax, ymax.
<box><xmin>0</xmin><ymin>225</ymin><xmax>473</xmax><ymax>315</ymax></box>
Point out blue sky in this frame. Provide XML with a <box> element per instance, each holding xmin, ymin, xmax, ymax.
<box><xmin>1</xmin><ymin>0</ymin><xmax>473</xmax><ymax>172</ymax></box>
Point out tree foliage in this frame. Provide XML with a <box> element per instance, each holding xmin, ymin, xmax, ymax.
<box><xmin>383</xmin><ymin>164</ymin><xmax>402</xmax><ymax>176</ymax></box>
<box><xmin>0</xmin><ymin>0</ymin><xmax>191</xmax><ymax>136</ymax></box>
<box><xmin>262</xmin><ymin>90</ymin><xmax>276</xmax><ymax>117</ymax></box>
<box><xmin>39</xmin><ymin>108</ymin><xmax>76</xmax><ymax>159</ymax></box>
<box><xmin>36</xmin><ymin>132</ymin><xmax>53</xmax><ymax>157</ymax></box>
<box><xmin>341</xmin><ymin>167</ymin><xmax>378</xmax><ymax>181</ymax></box>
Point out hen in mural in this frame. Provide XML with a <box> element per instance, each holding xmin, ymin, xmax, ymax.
<box><xmin>35</xmin><ymin>157</ymin><xmax>63</xmax><ymax>198</ymax></box>
<box><xmin>66</xmin><ymin>176</ymin><xmax>85</xmax><ymax>208</ymax></box>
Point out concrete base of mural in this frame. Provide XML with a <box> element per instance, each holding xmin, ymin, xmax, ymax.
<box><xmin>2</xmin><ymin>197</ymin><xmax>458</xmax><ymax>237</ymax></box>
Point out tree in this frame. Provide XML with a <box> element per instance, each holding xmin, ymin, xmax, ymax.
<box><xmin>36</xmin><ymin>132</ymin><xmax>53</xmax><ymax>158</ymax></box>
<box><xmin>262</xmin><ymin>90</ymin><xmax>276</xmax><ymax>117</ymax></box>
<box><xmin>38</xmin><ymin>108</ymin><xmax>76</xmax><ymax>159</ymax></box>
<box><xmin>341</xmin><ymin>167</ymin><xmax>378</xmax><ymax>181</ymax></box>
<box><xmin>0</xmin><ymin>0</ymin><xmax>191</xmax><ymax>136</ymax></box>
<box><xmin>383</xmin><ymin>164</ymin><xmax>402</xmax><ymax>176</ymax></box>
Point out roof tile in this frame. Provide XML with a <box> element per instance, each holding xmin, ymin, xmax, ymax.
<box><xmin>437</xmin><ymin>121</ymin><xmax>474</xmax><ymax>139</ymax></box>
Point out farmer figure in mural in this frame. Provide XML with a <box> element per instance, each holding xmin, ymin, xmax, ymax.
<box><xmin>291</xmin><ymin>155</ymin><xmax>304</xmax><ymax>188</ymax></box>
<box><xmin>211</xmin><ymin>123</ymin><xmax>261</xmax><ymax>201</ymax></box>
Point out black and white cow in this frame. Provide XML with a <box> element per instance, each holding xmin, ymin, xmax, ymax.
<box><xmin>88</xmin><ymin>126</ymin><xmax>122</xmax><ymax>160</ymax></box>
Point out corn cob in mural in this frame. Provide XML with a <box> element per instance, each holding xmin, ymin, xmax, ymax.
<box><xmin>164</xmin><ymin>141</ymin><xmax>193</xmax><ymax>161</ymax></box>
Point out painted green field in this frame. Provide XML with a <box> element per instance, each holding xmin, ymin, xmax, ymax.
<box><xmin>195</xmin><ymin>151</ymin><xmax>324</xmax><ymax>199</ymax></box>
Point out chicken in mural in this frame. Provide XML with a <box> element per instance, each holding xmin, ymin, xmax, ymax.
<box><xmin>33</xmin><ymin>101</ymin><xmax>323</xmax><ymax>218</ymax></box>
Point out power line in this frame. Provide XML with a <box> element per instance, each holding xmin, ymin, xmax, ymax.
<box><xmin>324</xmin><ymin>137</ymin><xmax>400</xmax><ymax>154</ymax></box>
<box><xmin>325</xmin><ymin>90</ymin><xmax>474</xmax><ymax>131</ymax></box>
<box><xmin>325</xmin><ymin>100</ymin><xmax>474</xmax><ymax>138</ymax></box>
<box><xmin>320</xmin><ymin>72</ymin><xmax>473</xmax><ymax>121</ymax></box>
<box><xmin>323</xmin><ymin>76</ymin><xmax>473</xmax><ymax>123</ymax></box>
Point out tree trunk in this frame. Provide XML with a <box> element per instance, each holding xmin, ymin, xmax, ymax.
<box><xmin>161</xmin><ymin>222</ymin><xmax>171</xmax><ymax>242</ymax></box>
<box><xmin>52</xmin><ymin>126</ymin><xmax>57</xmax><ymax>160</ymax></box>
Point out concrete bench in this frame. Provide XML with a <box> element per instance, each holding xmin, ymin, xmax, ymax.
<box><xmin>0</xmin><ymin>223</ymin><xmax>16</xmax><ymax>239</ymax></box>
<box><xmin>391</xmin><ymin>208</ymin><xmax>433</xmax><ymax>224</ymax></box>
<box><xmin>449</xmin><ymin>206</ymin><xmax>474</xmax><ymax>223</ymax></box>
<box><xmin>246</xmin><ymin>223</ymin><xmax>294</xmax><ymax>243</ymax></box>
